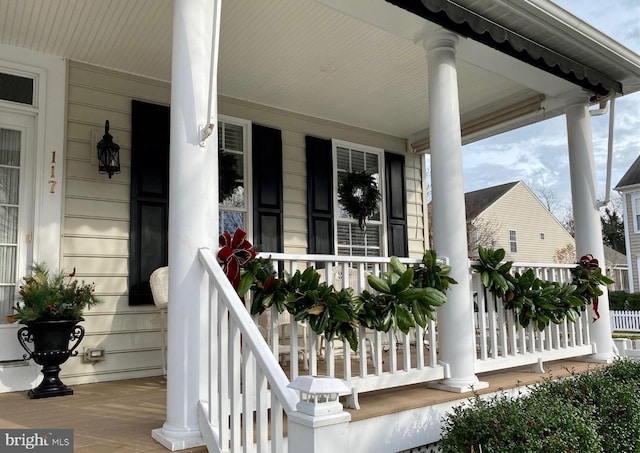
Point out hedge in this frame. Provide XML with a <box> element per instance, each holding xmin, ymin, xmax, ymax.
<box><xmin>440</xmin><ymin>360</ymin><xmax>640</xmax><ymax>453</ymax></box>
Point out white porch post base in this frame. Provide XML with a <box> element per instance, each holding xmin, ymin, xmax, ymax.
<box><xmin>581</xmin><ymin>354</ymin><xmax>615</xmax><ymax>364</ymax></box>
<box><xmin>576</xmin><ymin>348</ymin><xmax>615</xmax><ymax>364</ymax></box>
<box><xmin>151</xmin><ymin>426</ymin><xmax>204</xmax><ymax>451</ymax></box>
<box><xmin>429</xmin><ymin>377</ymin><xmax>489</xmax><ymax>393</ymax></box>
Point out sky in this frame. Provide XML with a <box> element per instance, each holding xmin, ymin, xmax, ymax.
<box><xmin>460</xmin><ymin>0</ymin><xmax>640</xmax><ymax>219</ymax></box>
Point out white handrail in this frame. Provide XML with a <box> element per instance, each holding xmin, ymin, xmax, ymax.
<box><xmin>199</xmin><ymin>247</ymin><xmax>299</xmax><ymax>413</ymax></box>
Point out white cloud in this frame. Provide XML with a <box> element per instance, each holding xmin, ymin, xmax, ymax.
<box><xmin>460</xmin><ymin>1</ymin><xmax>640</xmax><ymax>212</ymax></box>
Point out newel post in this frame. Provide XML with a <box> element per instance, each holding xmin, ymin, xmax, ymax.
<box><xmin>287</xmin><ymin>376</ymin><xmax>351</xmax><ymax>453</ymax></box>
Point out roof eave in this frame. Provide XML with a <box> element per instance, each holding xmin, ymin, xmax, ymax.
<box><xmin>385</xmin><ymin>0</ymin><xmax>623</xmax><ymax>96</ymax></box>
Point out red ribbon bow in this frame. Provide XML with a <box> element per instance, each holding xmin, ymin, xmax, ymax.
<box><xmin>218</xmin><ymin>228</ymin><xmax>256</xmax><ymax>289</ymax></box>
<box><xmin>580</xmin><ymin>254</ymin><xmax>601</xmax><ymax>322</ymax></box>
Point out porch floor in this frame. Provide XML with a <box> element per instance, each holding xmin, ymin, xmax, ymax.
<box><xmin>0</xmin><ymin>359</ymin><xmax>602</xmax><ymax>452</ymax></box>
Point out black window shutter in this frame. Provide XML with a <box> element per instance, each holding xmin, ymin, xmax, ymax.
<box><xmin>306</xmin><ymin>136</ymin><xmax>334</xmax><ymax>254</ymax></box>
<box><xmin>252</xmin><ymin>124</ymin><xmax>283</xmax><ymax>253</ymax></box>
<box><xmin>129</xmin><ymin>101</ymin><xmax>170</xmax><ymax>305</ymax></box>
<box><xmin>385</xmin><ymin>151</ymin><xmax>408</xmax><ymax>257</ymax></box>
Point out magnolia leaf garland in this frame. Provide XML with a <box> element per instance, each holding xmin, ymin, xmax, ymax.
<box><xmin>337</xmin><ymin>171</ymin><xmax>382</xmax><ymax>231</ymax></box>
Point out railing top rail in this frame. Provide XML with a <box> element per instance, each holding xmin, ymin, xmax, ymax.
<box><xmin>469</xmin><ymin>259</ymin><xmax>578</xmax><ymax>270</ymax></box>
<box><xmin>199</xmin><ymin>247</ymin><xmax>299</xmax><ymax>414</ymax></box>
<box><xmin>256</xmin><ymin>252</ymin><xmax>422</xmax><ymax>265</ymax></box>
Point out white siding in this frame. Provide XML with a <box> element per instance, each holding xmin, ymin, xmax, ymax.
<box><xmin>62</xmin><ymin>61</ymin><xmax>170</xmax><ymax>384</ymax></box>
<box><xmin>62</xmin><ymin>61</ymin><xmax>427</xmax><ymax>385</ymax></box>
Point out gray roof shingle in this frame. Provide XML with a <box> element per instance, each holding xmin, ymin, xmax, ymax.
<box><xmin>615</xmin><ymin>155</ymin><xmax>640</xmax><ymax>189</ymax></box>
<box><xmin>464</xmin><ymin>181</ymin><xmax>519</xmax><ymax>221</ymax></box>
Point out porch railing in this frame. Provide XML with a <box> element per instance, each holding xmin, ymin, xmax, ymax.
<box><xmin>255</xmin><ymin>253</ymin><xmax>443</xmax><ymax>409</ymax></box>
<box><xmin>198</xmin><ymin>247</ymin><xmax>299</xmax><ymax>453</ymax></box>
<box><xmin>472</xmin><ymin>262</ymin><xmax>593</xmax><ymax>374</ymax></box>
<box><xmin>197</xmin><ymin>249</ymin><xmax>601</xmax><ymax>451</ymax></box>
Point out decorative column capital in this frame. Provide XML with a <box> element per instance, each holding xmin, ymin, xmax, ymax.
<box><xmin>419</xmin><ymin>28</ymin><xmax>460</xmax><ymax>55</ymax></box>
<box><xmin>561</xmin><ymin>89</ymin><xmax>592</xmax><ymax>111</ymax></box>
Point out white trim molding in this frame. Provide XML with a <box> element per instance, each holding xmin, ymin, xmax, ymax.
<box><xmin>0</xmin><ymin>43</ymin><xmax>66</xmax><ymax>269</ymax></box>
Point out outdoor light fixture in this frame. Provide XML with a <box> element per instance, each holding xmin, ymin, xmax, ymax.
<box><xmin>97</xmin><ymin>120</ymin><xmax>120</xmax><ymax>178</ymax></box>
<box><xmin>288</xmin><ymin>375</ymin><xmax>350</xmax><ymax>416</ymax></box>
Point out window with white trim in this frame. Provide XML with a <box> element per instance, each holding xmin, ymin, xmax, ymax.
<box><xmin>333</xmin><ymin>140</ymin><xmax>385</xmax><ymax>257</ymax></box>
<box><xmin>218</xmin><ymin>116</ymin><xmax>251</xmax><ymax>235</ymax></box>
<box><xmin>509</xmin><ymin>229</ymin><xmax>517</xmax><ymax>253</ymax></box>
<box><xmin>632</xmin><ymin>193</ymin><xmax>640</xmax><ymax>234</ymax></box>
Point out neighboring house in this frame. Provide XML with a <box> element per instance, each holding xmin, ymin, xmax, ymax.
<box><xmin>0</xmin><ymin>1</ymin><xmax>639</xmax><ymax>451</ymax></box>
<box><xmin>465</xmin><ymin>181</ymin><xmax>575</xmax><ymax>262</ymax></box>
<box><xmin>615</xmin><ymin>155</ymin><xmax>640</xmax><ymax>292</ymax></box>
<box><xmin>464</xmin><ymin>181</ymin><xmax>629</xmax><ymax>289</ymax></box>
<box><xmin>604</xmin><ymin>246</ymin><xmax>629</xmax><ymax>291</ymax></box>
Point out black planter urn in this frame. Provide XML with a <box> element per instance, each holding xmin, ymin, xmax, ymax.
<box><xmin>17</xmin><ymin>319</ymin><xmax>85</xmax><ymax>399</ymax></box>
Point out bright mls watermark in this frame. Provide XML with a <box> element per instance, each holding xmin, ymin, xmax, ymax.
<box><xmin>0</xmin><ymin>429</ymin><xmax>73</xmax><ymax>452</ymax></box>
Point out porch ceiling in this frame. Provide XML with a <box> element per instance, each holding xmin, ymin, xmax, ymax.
<box><xmin>1</xmin><ymin>0</ymin><xmax>638</xmax><ymax>144</ymax></box>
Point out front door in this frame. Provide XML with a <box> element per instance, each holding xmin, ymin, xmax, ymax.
<box><xmin>0</xmin><ymin>109</ymin><xmax>35</xmax><ymax>361</ymax></box>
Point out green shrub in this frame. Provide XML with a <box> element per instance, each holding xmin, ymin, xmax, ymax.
<box><xmin>627</xmin><ymin>292</ymin><xmax>640</xmax><ymax>310</ymax></box>
<box><xmin>441</xmin><ymin>393</ymin><xmax>600</xmax><ymax>453</ymax></box>
<box><xmin>608</xmin><ymin>290</ymin><xmax>629</xmax><ymax>310</ymax></box>
<box><xmin>609</xmin><ymin>291</ymin><xmax>640</xmax><ymax>311</ymax></box>
<box><xmin>530</xmin><ymin>362</ymin><xmax>640</xmax><ymax>453</ymax></box>
<box><xmin>441</xmin><ymin>361</ymin><xmax>640</xmax><ymax>453</ymax></box>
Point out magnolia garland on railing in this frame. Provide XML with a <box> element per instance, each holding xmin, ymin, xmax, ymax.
<box><xmin>472</xmin><ymin>246</ymin><xmax>615</xmax><ymax>330</ymax></box>
<box><xmin>217</xmin><ymin>230</ymin><xmax>452</xmax><ymax>353</ymax></box>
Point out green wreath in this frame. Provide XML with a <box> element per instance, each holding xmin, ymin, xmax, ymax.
<box><xmin>219</xmin><ymin>149</ymin><xmax>242</xmax><ymax>203</ymax></box>
<box><xmin>337</xmin><ymin>171</ymin><xmax>382</xmax><ymax>231</ymax></box>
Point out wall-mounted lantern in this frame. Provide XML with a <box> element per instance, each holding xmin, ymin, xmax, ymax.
<box><xmin>97</xmin><ymin>120</ymin><xmax>120</xmax><ymax>178</ymax></box>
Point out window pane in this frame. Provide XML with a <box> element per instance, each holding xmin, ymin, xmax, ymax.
<box><xmin>219</xmin><ymin>122</ymin><xmax>244</xmax><ymax>152</ymax></box>
<box><xmin>0</xmin><ymin>286</ymin><xmax>16</xmax><ymax>324</ymax></box>
<box><xmin>366</xmin><ymin>227</ymin><xmax>380</xmax><ymax>247</ymax></box>
<box><xmin>220</xmin><ymin>147</ymin><xmax>244</xmax><ymax>208</ymax></box>
<box><xmin>0</xmin><ymin>246</ymin><xmax>17</xmax><ymax>281</ymax></box>
<box><xmin>366</xmin><ymin>153</ymin><xmax>379</xmax><ymax>174</ymax></box>
<box><xmin>0</xmin><ymin>129</ymin><xmax>21</xmax><ymax>165</ymax></box>
<box><xmin>218</xmin><ymin>120</ymin><xmax>247</xmax><ymax>233</ymax></box>
<box><xmin>0</xmin><ymin>73</ymin><xmax>34</xmax><ymax>105</ymax></box>
<box><xmin>351</xmin><ymin>227</ymin><xmax>365</xmax><ymax>246</ymax></box>
<box><xmin>337</xmin><ymin>221</ymin><xmax>381</xmax><ymax>257</ymax></box>
<box><xmin>336</xmin><ymin>147</ymin><xmax>350</xmax><ymax>172</ymax></box>
<box><xmin>0</xmin><ymin>168</ymin><xmax>20</xmax><ymax>204</ymax></box>
<box><xmin>0</xmin><ymin>207</ymin><xmax>19</xmax><ymax>243</ymax></box>
<box><xmin>351</xmin><ymin>150</ymin><xmax>365</xmax><ymax>172</ymax></box>
<box><xmin>219</xmin><ymin>211</ymin><xmax>245</xmax><ymax>234</ymax></box>
<box><xmin>337</xmin><ymin>222</ymin><xmax>351</xmax><ymax>246</ymax></box>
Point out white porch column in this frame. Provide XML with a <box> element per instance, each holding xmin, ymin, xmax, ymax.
<box><xmin>565</xmin><ymin>94</ymin><xmax>614</xmax><ymax>362</ymax></box>
<box><xmin>423</xmin><ymin>31</ymin><xmax>487</xmax><ymax>392</ymax></box>
<box><xmin>152</xmin><ymin>0</ymin><xmax>219</xmax><ymax>449</ymax></box>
